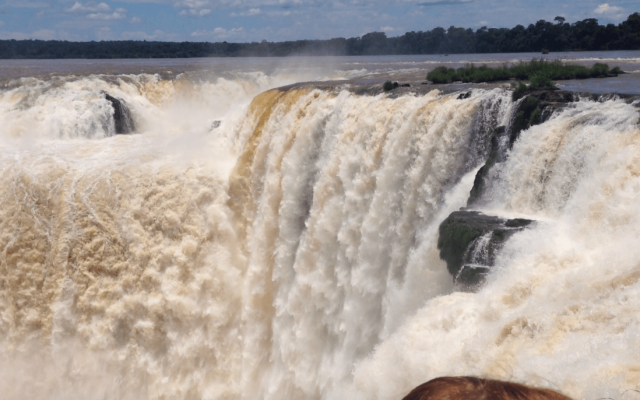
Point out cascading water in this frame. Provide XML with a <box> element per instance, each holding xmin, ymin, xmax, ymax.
<box><xmin>351</xmin><ymin>96</ymin><xmax>640</xmax><ymax>400</ymax></box>
<box><xmin>228</xmin><ymin>87</ymin><xmax>511</xmax><ymax>400</ymax></box>
<box><xmin>0</xmin><ymin>67</ymin><xmax>639</xmax><ymax>400</ymax></box>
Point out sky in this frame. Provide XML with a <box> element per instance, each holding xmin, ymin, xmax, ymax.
<box><xmin>0</xmin><ymin>0</ymin><xmax>636</xmax><ymax>42</ymax></box>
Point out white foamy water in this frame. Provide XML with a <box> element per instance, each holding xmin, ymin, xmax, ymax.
<box><xmin>0</xmin><ymin>56</ymin><xmax>639</xmax><ymax>400</ymax></box>
<box><xmin>351</xmin><ymin>96</ymin><xmax>640</xmax><ymax>400</ymax></box>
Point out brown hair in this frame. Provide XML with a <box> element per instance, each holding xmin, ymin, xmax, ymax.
<box><xmin>402</xmin><ymin>377</ymin><xmax>572</xmax><ymax>400</ymax></box>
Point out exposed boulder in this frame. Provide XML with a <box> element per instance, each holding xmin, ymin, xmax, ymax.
<box><xmin>103</xmin><ymin>92</ymin><xmax>135</xmax><ymax>134</ymax></box>
<box><xmin>437</xmin><ymin>211</ymin><xmax>534</xmax><ymax>287</ymax></box>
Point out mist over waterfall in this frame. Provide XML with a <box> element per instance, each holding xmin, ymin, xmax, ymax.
<box><xmin>1</xmin><ymin>60</ymin><xmax>640</xmax><ymax>400</ymax></box>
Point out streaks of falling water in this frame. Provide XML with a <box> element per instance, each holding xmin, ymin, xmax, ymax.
<box><xmin>351</xmin><ymin>97</ymin><xmax>640</xmax><ymax>400</ymax></box>
<box><xmin>0</xmin><ymin>82</ymin><xmax>555</xmax><ymax>400</ymax></box>
<box><xmin>232</xmin><ymin>88</ymin><xmax>513</xmax><ymax>399</ymax></box>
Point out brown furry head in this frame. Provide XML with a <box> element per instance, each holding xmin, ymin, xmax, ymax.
<box><xmin>402</xmin><ymin>377</ymin><xmax>572</xmax><ymax>400</ymax></box>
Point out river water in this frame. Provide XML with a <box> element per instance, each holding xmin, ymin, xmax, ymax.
<box><xmin>0</xmin><ymin>52</ymin><xmax>639</xmax><ymax>400</ymax></box>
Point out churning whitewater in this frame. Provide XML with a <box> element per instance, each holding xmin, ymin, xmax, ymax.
<box><xmin>0</xmin><ymin>69</ymin><xmax>639</xmax><ymax>400</ymax></box>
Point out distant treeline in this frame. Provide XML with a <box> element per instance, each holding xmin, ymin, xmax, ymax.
<box><xmin>1</xmin><ymin>13</ymin><xmax>639</xmax><ymax>59</ymax></box>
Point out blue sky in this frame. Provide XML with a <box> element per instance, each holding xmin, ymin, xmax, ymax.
<box><xmin>0</xmin><ymin>0</ymin><xmax>636</xmax><ymax>42</ymax></box>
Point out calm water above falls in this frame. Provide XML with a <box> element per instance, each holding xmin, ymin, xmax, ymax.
<box><xmin>0</xmin><ymin>53</ymin><xmax>639</xmax><ymax>400</ymax></box>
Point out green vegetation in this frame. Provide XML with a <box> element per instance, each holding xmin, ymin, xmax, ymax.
<box><xmin>0</xmin><ymin>12</ymin><xmax>639</xmax><ymax>58</ymax></box>
<box><xmin>511</xmin><ymin>75</ymin><xmax>556</xmax><ymax>101</ymax></box>
<box><xmin>427</xmin><ymin>59</ymin><xmax>623</xmax><ymax>85</ymax></box>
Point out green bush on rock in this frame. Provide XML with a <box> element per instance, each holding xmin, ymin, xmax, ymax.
<box><xmin>512</xmin><ymin>74</ymin><xmax>556</xmax><ymax>101</ymax></box>
<box><xmin>383</xmin><ymin>81</ymin><xmax>400</xmax><ymax>91</ymax></box>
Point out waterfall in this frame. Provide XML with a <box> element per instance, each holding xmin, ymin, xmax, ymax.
<box><xmin>0</xmin><ymin>72</ymin><xmax>639</xmax><ymax>400</ymax></box>
<box><xmin>228</xmin><ymin>87</ymin><xmax>511</xmax><ymax>399</ymax></box>
<box><xmin>351</xmin><ymin>96</ymin><xmax>640</xmax><ymax>400</ymax></box>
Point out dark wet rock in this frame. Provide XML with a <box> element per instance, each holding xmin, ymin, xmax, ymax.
<box><xmin>211</xmin><ymin>120</ymin><xmax>221</xmax><ymax>130</ymax></box>
<box><xmin>533</xmin><ymin>90</ymin><xmax>575</xmax><ymax>103</ymax></box>
<box><xmin>509</xmin><ymin>90</ymin><xmax>578</xmax><ymax>146</ymax></box>
<box><xmin>437</xmin><ymin>211</ymin><xmax>534</xmax><ymax>287</ymax></box>
<box><xmin>457</xmin><ymin>91</ymin><xmax>472</xmax><ymax>100</ymax></box>
<box><xmin>467</xmin><ymin>127</ymin><xmax>504</xmax><ymax>206</ymax></box>
<box><xmin>509</xmin><ymin>96</ymin><xmax>542</xmax><ymax>147</ymax></box>
<box><xmin>382</xmin><ymin>82</ymin><xmax>410</xmax><ymax>92</ymax></box>
<box><xmin>462</xmin><ymin>91</ymin><xmax>510</xmax><ymax>173</ymax></box>
<box><xmin>468</xmin><ymin>90</ymin><xmax>580</xmax><ymax>207</ymax></box>
<box><xmin>104</xmin><ymin>92</ymin><xmax>135</xmax><ymax>134</ymax></box>
<box><xmin>383</xmin><ymin>81</ymin><xmax>399</xmax><ymax>91</ymax></box>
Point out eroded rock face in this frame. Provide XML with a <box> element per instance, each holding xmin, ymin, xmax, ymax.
<box><xmin>437</xmin><ymin>211</ymin><xmax>533</xmax><ymax>287</ymax></box>
<box><xmin>467</xmin><ymin>90</ymin><xmax>581</xmax><ymax>207</ymax></box>
<box><xmin>104</xmin><ymin>92</ymin><xmax>135</xmax><ymax>134</ymax></box>
<box><xmin>439</xmin><ymin>89</ymin><xmax>639</xmax><ymax>289</ymax></box>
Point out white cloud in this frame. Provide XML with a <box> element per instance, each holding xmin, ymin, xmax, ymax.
<box><xmin>65</xmin><ymin>1</ymin><xmax>129</xmax><ymax>19</ymax></box>
<box><xmin>594</xmin><ymin>3</ymin><xmax>624</xmax><ymax>17</ymax></box>
<box><xmin>66</xmin><ymin>1</ymin><xmax>112</xmax><ymax>13</ymax></box>
<box><xmin>88</xmin><ymin>8</ymin><xmax>128</xmax><ymax>20</ymax></box>
<box><xmin>176</xmin><ymin>0</ymin><xmax>213</xmax><ymax>16</ymax></box>
<box><xmin>230</xmin><ymin>8</ymin><xmax>262</xmax><ymax>17</ymax></box>
<box><xmin>131</xmin><ymin>16</ymin><xmax>142</xmax><ymax>22</ymax></box>
<box><xmin>176</xmin><ymin>0</ymin><xmax>209</xmax><ymax>7</ymax></box>
<box><xmin>380</xmin><ymin>26</ymin><xmax>395</xmax><ymax>32</ymax></box>
<box><xmin>179</xmin><ymin>9</ymin><xmax>212</xmax><ymax>16</ymax></box>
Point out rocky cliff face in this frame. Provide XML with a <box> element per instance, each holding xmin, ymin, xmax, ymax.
<box><xmin>104</xmin><ymin>92</ymin><xmax>136</xmax><ymax>134</ymax></box>
<box><xmin>439</xmin><ymin>89</ymin><xmax>639</xmax><ymax>289</ymax></box>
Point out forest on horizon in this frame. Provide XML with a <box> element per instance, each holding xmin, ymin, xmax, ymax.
<box><xmin>0</xmin><ymin>12</ymin><xmax>638</xmax><ymax>59</ymax></box>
